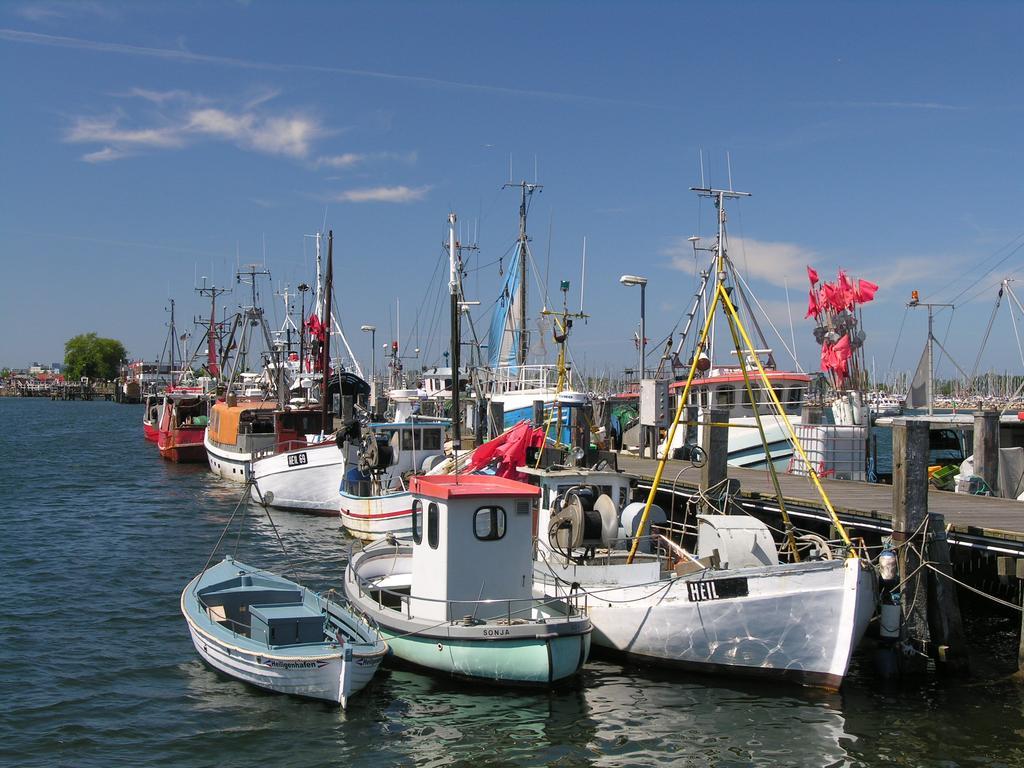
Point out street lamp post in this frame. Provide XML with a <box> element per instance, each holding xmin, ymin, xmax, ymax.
<box><xmin>620</xmin><ymin>275</ymin><xmax>648</xmax><ymax>379</ymax></box>
<box><xmin>360</xmin><ymin>325</ymin><xmax>376</xmax><ymax>384</ymax></box>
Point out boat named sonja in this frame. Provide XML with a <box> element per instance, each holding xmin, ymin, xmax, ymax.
<box><xmin>345</xmin><ymin>474</ymin><xmax>591</xmax><ymax>685</ymax></box>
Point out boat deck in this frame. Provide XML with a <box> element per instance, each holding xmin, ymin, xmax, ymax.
<box><xmin>617</xmin><ymin>455</ymin><xmax>1024</xmax><ymax>555</ymax></box>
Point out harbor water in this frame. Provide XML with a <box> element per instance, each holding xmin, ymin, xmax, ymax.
<box><xmin>5</xmin><ymin>398</ymin><xmax>1024</xmax><ymax>767</ymax></box>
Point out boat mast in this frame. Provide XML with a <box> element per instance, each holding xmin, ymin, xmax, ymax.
<box><xmin>195</xmin><ymin>280</ymin><xmax>228</xmax><ymax>379</ymax></box>
<box><xmin>169</xmin><ymin>298</ymin><xmax>177</xmax><ymax>387</ymax></box>
<box><xmin>449</xmin><ymin>213</ymin><xmax>461</xmax><ymax>459</ymax></box>
<box><xmin>908</xmin><ymin>295</ymin><xmax>954</xmax><ymax>416</ymax></box>
<box><xmin>321</xmin><ymin>231</ymin><xmax>334</xmax><ymax>432</ymax></box>
<box><xmin>503</xmin><ymin>180</ymin><xmax>541</xmax><ymax>367</ymax></box>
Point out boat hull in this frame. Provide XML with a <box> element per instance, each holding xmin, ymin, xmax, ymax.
<box><xmin>181</xmin><ymin>560</ymin><xmax>386</xmax><ymax>706</ymax></box>
<box><xmin>539</xmin><ymin>556</ymin><xmax>874</xmax><ymax>690</ymax></box>
<box><xmin>251</xmin><ymin>442</ymin><xmax>343</xmax><ymax>515</ymax></box>
<box><xmin>204</xmin><ymin>432</ymin><xmax>251</xmax><ymax>481</ymax></box>
<box><xmin>143</xmin><ymin>421</ymin><xmax>159</xmax><ymax>443</ymax></box>
<box><xmin>185</xmin><ymin>621</ymin><xmax>361</xmax><ymax>703</ymax></box>
<box><xmin>378</xmin><ymin>626</ymin><xmax>590</xmax><ymax>685</ymax></box>
<box><xmin>339</xmin><ymin>492</ymin><xmax>413</xmax><ymax>540</ymax></box>
<box><xmin>159</xmin><ymin>426</ymin><xmax>207</xmax><ymax>463</ymax></box>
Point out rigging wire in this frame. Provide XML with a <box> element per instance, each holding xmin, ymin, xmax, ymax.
<box><xmin>886</xmin><ymin>305</ymin><xmax>910</xmax><ymax>378</ymax></box>
<box><xmin>938</xmin><ymin>234</ymin><xmax>1024</xmax><ymax>306</ymax></box>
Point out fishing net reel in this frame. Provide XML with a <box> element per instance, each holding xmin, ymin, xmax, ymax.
<box><xmin>547</xmin><ymin>486</ymin><xmax>619</xmax><ymax>564</ymax></box>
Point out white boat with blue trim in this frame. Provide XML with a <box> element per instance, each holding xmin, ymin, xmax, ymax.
<box><xmin>181</xmin><ymin>556</ymin><xmax>387</xmax><ymax>706</ymax></box>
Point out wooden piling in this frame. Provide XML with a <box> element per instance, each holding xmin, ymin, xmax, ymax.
<box><xmin>700</xmin><ymin>407</ymin><xmax>729</xmax><ymax>509</ymax></box>
<box><xmin>974</xmin><ymin>409</ymin><xmax>1000</xmax><ymax>496</ymax></box>
<box><xmin>488</xmin><ymin>400</ymin><xmax>504</xmax><ymax>440</ymax></box>
<box><xmin>533</xmin><ymin>399</ymin><xmax>544</xmax><ymax>428</ymax></box>
<box><xmin>925</xmin><ymin>513</ymin><xmax>970</xmax><ymax>675</ymax></box>
<box><xmin>892</xmin><ymin>420</ymin><xmax>931</xmax><ymax>675</ymax></box>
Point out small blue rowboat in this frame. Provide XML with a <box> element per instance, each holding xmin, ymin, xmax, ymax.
<box><xmin>181</xmin><ymin>556</ymin><xmax>387</xmax><ymax>707</ymax></box>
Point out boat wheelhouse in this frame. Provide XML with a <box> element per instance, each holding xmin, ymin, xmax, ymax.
<box><xmin>661</xmin><ymin>363</ymin><xmax>809</xmax><ymax>469</ymax></box>
<box><xmin>249</xmin><ymin>407</ymin><xmax>345</xmax><ymax>514</ymax></box>
<box><xmin>204</xmin><ymin>397</ymin><xmax>280</xmax><ymax>481</ymax></box>
<box><xmin>345</xmin><ymin>474</ymin><xmax>591</xmax><ymax>685</ymax></box>
<box><xmin>157</xmin><ymin>390</ymin><xmax>210</xmax><ymax>463</ymax></box>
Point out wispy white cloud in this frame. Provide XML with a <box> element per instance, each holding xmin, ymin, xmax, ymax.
<box><xmin>64</xmin><ymin>90</ymin><xmax>332</xmax><ymax>162</ymax></box>
<box><xmin>66</xmin><ymin>115</ymin><xmax>184</xmax><ymax>148</ymax></box>
<box><xmin>315</xmin><ymin>153</ymin><xmax>365</xmax><ymax>169</ymax></box>
<box><xmin>81</xmin><ymin>146</ymin><xmax>132</xmax><ymax>163</ymax></box>
<box><xmin>313</xmin><ymin>150</ymin><xmax>417</xmax><ymax>170</ymax></box>
<box><xmin>118</xmin><ymin>87</ymin><xmax>206</xmax><ymax>105</ymax></box>
<box><xmin>186</xmin><ymin>108</ymin><xmax>322</xmax><ymax>158</ymax></box>
<box><xmin>665</xmin><ymin>235</ymin><xmax>822</xmax><ymax>289</ymax></box>
<box><xmin>0</xmin><ymin>28</ymin><xmax>660</xmax><ymax>108</ymax></box>
<box><xmin>332</xmin><ymin>185</ymin><xmax>430</xmax><ymax>203</ymax></box>
<box><xmin>816</xmin><ymin>100</ymin><xmax>966</xmax><ymax>112</ymax></box>
<box><xmin>14</xmin><ymin>1</ymin><xmax>115</xmax><ymax>23</ymax></box>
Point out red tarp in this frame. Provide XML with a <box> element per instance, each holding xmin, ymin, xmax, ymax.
<box><xmin>466</xmin><ymin>420</ymin><xmax>546</xmax><ymax>481</ymax></box>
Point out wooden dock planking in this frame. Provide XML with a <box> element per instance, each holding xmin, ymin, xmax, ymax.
<box><xmin>616</xmin><ymin>455</ymin><xmax>1024</xmax><ymax>550</ymax></box>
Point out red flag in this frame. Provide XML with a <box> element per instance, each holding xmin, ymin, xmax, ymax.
<box><xmin>807</xmin><ymin>265</ymin><xmax>819</xmax><ymax>285</ymax></box>
<box><xmin>855</xmin><ymin>278</ymin><xmax>879</xmax><ymax>304</ymax></box>
<box><xmin>833</xmin><ymin>333</ymin><xmax>852</xmax><ymax>363</ymax></box>
<box><xmin>306</xmin><ymin>313</ymin><xmax>326</xmax><ymax>342</ymax></box>
<box><xmin>820</xmin><ymin>282</ymin><xmax>841</xmax><ymax>313</ymax></box>
<box><xmin>838</xmin><ymin>271</ymin><xmax>857</xmax><ymax>310</ymax></box>
<box><xmin>804</xmin><ymin>289</ymin><xmax>820</xmax><ymax>319</ymax></box>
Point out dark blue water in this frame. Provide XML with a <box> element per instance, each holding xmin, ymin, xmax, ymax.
<box><xmin>3</xmin><ymin>398</ymin><xmax>1024</xmax><ymax>767</ymax></box>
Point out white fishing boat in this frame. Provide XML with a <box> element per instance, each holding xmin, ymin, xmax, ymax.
<box><xmin>345</xmin><ymin>474</ymin><xmax>591</xmax><ymax>684</ymax></box>
<box><xmin>181</xmin><ymin>556</ymin><xmax>386</xmax><ymax>706</ymax></box>
<box><xmin>338</xmin><ymin>418</ymin><xmax>448</xmax><ymax>539</ymax></box>
<box><xmin>659</xmin><ymin>365</ymin><xmax>809</xmax><ymax>469</ymax></box>
<box><xmin>525</xmin><ymin>465</ymin><xmax>875</xmax><ymax>689</ymax></box>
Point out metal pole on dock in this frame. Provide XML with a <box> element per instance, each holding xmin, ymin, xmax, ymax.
<box><xmin>973</xmin><ymin>409</ymin><xmax>1000</xmax><ymax>496</ymax></box>
<box><xmin>892</xmin><ymin>420</ymin><xmax>931</xmax><ymax>675</ymax></box>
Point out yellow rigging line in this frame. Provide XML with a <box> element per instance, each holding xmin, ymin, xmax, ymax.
<box><xmin>626</xmin><ymin>226</ymin><xmax>857</xmax><ymax>564</ymax></box>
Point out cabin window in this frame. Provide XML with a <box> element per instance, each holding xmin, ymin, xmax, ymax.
<box><xmin>421</xmin><ymin>429</ymin><xmax>442</xmax><ymax>450</ymax></box>
<box><xmin>411</xmin><ymin>499</ymin><xmax>423</xmax><ymax>545</ymax></box>
<box><xmin>741</xmin><ymin>385</ymin><xmax>761</xmax><ymax>407</ymax></box>
<box><xmin>715</xmin><ymin>386</ymin><xmax>735</xmax><ymax>407</ymax></box>
<box><xmin>427</xmin><ymin>503</ymin><xmax>439</xmax><ymax>549</ymax></box>
<box><xmin>473</xmin><ymin>506</ymin><xmax>507</xmax><ymax>541</ymax></box>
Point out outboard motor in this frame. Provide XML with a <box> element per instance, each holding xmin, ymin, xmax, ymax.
<box><xmin>357</xmin><ymin>433</ymin><xmax>394</xmax><ymax>474</ymax></box>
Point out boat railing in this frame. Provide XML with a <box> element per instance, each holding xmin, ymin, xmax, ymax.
<box><xmin>348</xmin><ymin>543</ymin><xmax>586</xmax><ymax>625</ymax></box>
<box><xmin>478</xmin><ymin>364</ymin><xmax>566</xmax><ymax>393</ymax></box>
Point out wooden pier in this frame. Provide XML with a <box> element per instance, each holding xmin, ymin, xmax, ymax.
<box><xmin>617</xmin><ymin>454</ymin><xmax>1024</xmax><ymax>556</ymax></box>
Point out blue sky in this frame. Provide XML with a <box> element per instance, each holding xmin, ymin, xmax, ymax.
<box><xmin>3</xmin><ymin>1</ymin><xmax>1024</xmax><ymax>383</ymax></box>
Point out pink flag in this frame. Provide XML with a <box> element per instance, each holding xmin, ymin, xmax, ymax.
<box><xmin>807</xmin><ymin>265</ymin><xmax>819</xmax><ymax>285</ymax></box>
<box><xmin>804</xmin><ymin>289</ymin><xmax>821</xmax><ymax>319</ymax></box>
<box><xmin>838</xmin><ymin>271</ymin><xmax>857</xmax><ymax>310</ymax></box>
<box><xmin>833</xmin><ymin>333</ymin><xmax>852</xmax><ymax>362</ymax></box>
<box><xmin>856</xmin><ymin>278</ymin><xmax>879</xmax><ymax>303</ymax></box>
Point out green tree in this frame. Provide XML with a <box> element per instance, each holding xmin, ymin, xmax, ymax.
<box><xmin>64</xmin><ymin>333</ymin><xmax>127</xmax><ymax>380</ymax></box>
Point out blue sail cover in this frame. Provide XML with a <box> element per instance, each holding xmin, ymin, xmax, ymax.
<box><xmin>487</xmin><ymin>242</ymin><xmax>523</xmax><ymax>371</ymax></box>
